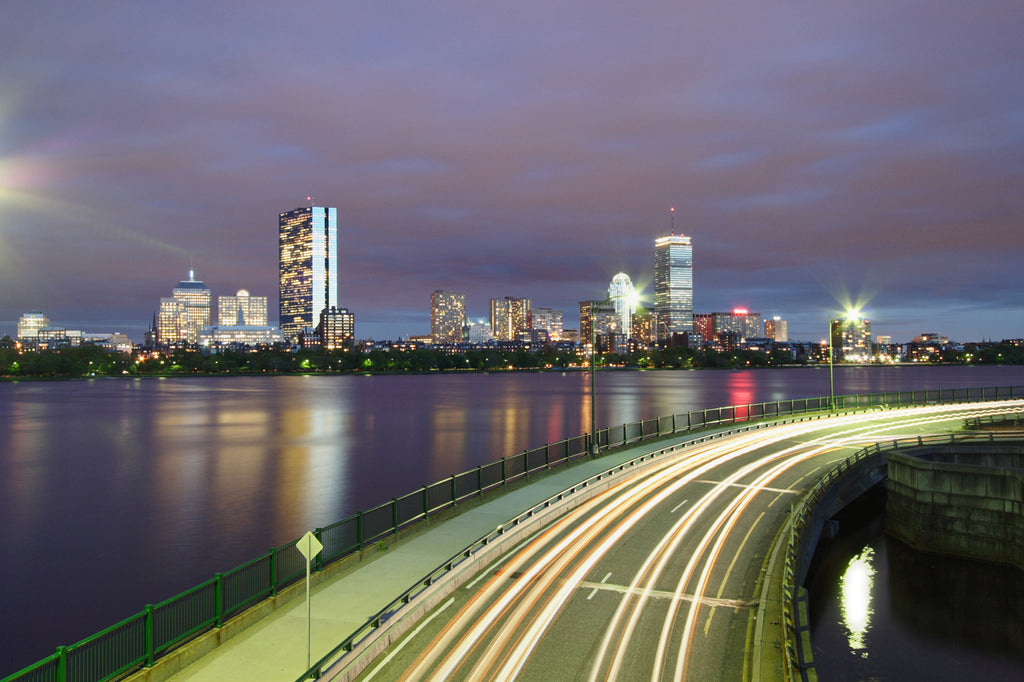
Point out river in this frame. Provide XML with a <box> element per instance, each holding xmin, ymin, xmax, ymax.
<box><xmin>1</xmin><ymin>365</ymin><xmax>1022</xmax><ymax>676</ymax></box>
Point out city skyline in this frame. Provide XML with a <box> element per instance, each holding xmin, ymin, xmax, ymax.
<box><xmin>1</xmin><ymin>3</ymin><xmax>1022</xmax><ymax>343</ymax></box>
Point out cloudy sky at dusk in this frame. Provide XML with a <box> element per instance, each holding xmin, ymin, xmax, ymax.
<box><xmin>2</xmin><ymin>1</ymin><xmax>1021</xmax><ymax>343</ymax></box>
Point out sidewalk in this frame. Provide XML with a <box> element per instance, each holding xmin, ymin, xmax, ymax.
<box><xmin>129</xmin><ymin>442</ymin><xmax>670</xmax><ymax>682</ymax></box>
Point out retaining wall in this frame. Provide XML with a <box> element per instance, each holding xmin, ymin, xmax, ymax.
<box><xmin>886</xmin><ymin>444</ymin><xmax>1024</xmax><ymax>570</ymax></box>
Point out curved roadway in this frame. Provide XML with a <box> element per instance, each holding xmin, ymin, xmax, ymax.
<box><xmin>351</xmin><ymin>400</ymin><xmax>1023</xmax><ymax>681</ymax></box>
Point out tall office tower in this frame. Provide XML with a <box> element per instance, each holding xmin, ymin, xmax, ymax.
<box><xmin>490</xmin><ymin>297</ymin><xmax>531</xmax><ymax>341</ymax></box>
<box><xmin>765</xmin><ymin>316</ymin><xmax>789</xmax><ymax>342</ymax></box>
<box><xmin>157</xmin><ymin>269</ymin><xmax>211</xmax><ymax>345</ymax></box>
<box><xmin>608</xmin><ymin>273</ymin><xmax>637</xmax><ymax>339</ymax></box>
<box><xmin>654</xmin><ymin>234</ymin><xmax>693</xmax><ymax>341</ymax></box>
<box><xmin>431</xmin><ymin>290</ymin><xmax>466</xmax><ymax>344</ymax></box>
<box><xmin>532</xmin><ymin>307</ymin><xmax>564</xmax><ymax>342</ymax></box>
<box><xmin>279</xmin><ymin>205</ymin><xmax>338</xmax><ymax>344</ymax></box>
<box><xmin>218</xmin><ymin>290</ymin><xmax>268</xmax><ymax>327</ymax></box>
<box><xmin>17</xmin><ymin>310</ymin><xmax>50</xmax><ymax>340</ymax></box>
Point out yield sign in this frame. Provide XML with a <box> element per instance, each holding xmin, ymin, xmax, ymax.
<box><xmin>299</xmin><ymin>531</ymin><xmax>323</xmax><ymax>562</ymax></box>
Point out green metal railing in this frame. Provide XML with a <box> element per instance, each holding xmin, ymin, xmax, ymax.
<box><xmin>4</xmin><ymin>385</ymin><xmax>1023</xmax><ymax>682</ymax></box>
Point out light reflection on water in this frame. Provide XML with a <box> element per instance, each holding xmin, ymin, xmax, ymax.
<box><xmin>838</xmin><ymin>546</ymin><xmax>875</xmax><ymax>655</ymax></box>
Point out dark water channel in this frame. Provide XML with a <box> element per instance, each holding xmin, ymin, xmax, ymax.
<box><xmin>806</xmin><ymin>488</ymin><xmax>1024</xmax><ymax>681</ymax></box>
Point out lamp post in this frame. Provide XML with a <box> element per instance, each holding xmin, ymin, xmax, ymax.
<box><xmin>828</xmin><ymin>309</ymin><xmax>860</xmax><ymax>411</ymax></box>
<box><xmin>590</xmin><ymin>296</ymin><xmax>612</xmax><ymax>456</ymax></box>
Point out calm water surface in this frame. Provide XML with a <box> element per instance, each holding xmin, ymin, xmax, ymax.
<box><xmin>1</xmin><ymin>365</ymin><xmax>1022</xmax><ymax>674</ymax></box>
<box><xmin>807</xmin><ymin>490</ymin><xmax>1024</xmax><ymax>680</ymax></box>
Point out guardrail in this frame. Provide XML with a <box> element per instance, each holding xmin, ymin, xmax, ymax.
<box><xmin>4</xmin><ymin>384</ymin><xmax>1023</xmax><ymax>682</ymax></box>
<box><xmin>963</xmin><ymin>412</ymin><xmax>1024</xmax><ymax>430</ymax></box>
<box><xmin>778</xmin><ymin>429</ymin><xmax>1024</xmax><ymax>681</ymax></box>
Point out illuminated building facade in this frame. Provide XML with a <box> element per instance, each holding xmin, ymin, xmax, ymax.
<box><xmin>17</xmin><ymin>311</ymin><xmax>50</xmax><ymax>340</ymax></box>
<box><xmin>198</xmin><ymin>326</ymin><xmax>283</xmax><ymax>348</ymax></box>
<box><xmin>430</xmin><ymin>290</ymin><xmax>466</xmax><ymax>344</ymax></box>
<box><xmin>490</xmin><ymin>297</ymin><xmax>531</xmax><ymax>341</ymax></box>
<box><xmin>765</xmin><ymin>316</ymin><xmax>789</xmax><ymax>342</ymax></box>
<box><xmin>711</xmin><ymin>309</ymin><xmax>762</xmax><ymax>340</ymax></box>
<box><xmin>840</xmin><ymin>317</ymin><xmax>872</xmax><ymax>360</ymax></box>
<box><xmin>218</xmin><ymin>290</ymin><xmax>268</xmax><ymax>327</ymax></box>
<box><xmin>579</xmin><ymin>299</ymin><xmax>617</xmax><ymax>352</ymax></box>
<box><xmin>532</xmin><ymin>307</ymin><xmax>564</xmax><ymax>342</ymax></box>
<box><xmin>279</xmin><ymin>205</ymin><xmax>338</xmax><ymax>343</ymax></box>
<box><xmin>654</xmin><ymin>234</ymin><xmax>693</xmax><ymax>341</ymax></box>
<box><xmin>631</xmin><ymin>308</ymin><xmax>658</xmax><ymax>345</ymax></box>
<box><xmin>693</xmin><ymin>313</ymin><xmax>713</xmax><ymax>344</ymax></box>
<box><xmin>608</xmin><ymin>273</ymin><xmax>637</xmax><ymax>339</ymax></box>
<box><xmin>157</xmin><ymin>269</ymin><xmax>211</xmax><ymax>345</ymax></box>
<box><xmin>317</xmin><ymin>306</ymin><xmax>355</xmax><ymax>350</ymax></box>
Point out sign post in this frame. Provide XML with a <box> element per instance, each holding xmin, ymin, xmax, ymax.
<box><xmin>297</xmin><ymin>530</ymin><xmax>323</xmax><ymax>670</ymax></box>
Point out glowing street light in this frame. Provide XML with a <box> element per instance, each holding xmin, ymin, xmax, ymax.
<box><xmin>829</xmin><ymin>309</ymin><xmax>860</xmax><ymax>410</ymax></box>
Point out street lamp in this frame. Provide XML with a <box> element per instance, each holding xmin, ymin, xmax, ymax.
<box><xmin>828</xmin><ymin>309</ymin><xmax>860</xmax><ymax>411</ymax></box>
<box><xmin>590</xmin><ymin>296</ymin><xmax>612</xmax><ymax>456</ymax></box>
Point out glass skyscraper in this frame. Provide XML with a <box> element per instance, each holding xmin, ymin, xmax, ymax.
<box><xmin>654</xmin><ymin>234</ymin><xmax>693</xmax><ymax>341</ymax></box>
<box><xmin>279</xmin><ymin>206</ymin><xmax>338</xmax><ymax>343</ymax></box>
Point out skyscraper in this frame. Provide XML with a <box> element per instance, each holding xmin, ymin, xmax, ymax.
<box><xmin>654</xmin><ymin>234</ymin><xmax>693</xmax><ymax>341</ymax></box>
<box><xmin>490</xmin><ymin>297</ymin><xmax>531</xmax><ymax>341</ymax></box>
<box><xmin>157</xmin><ymin>269</ymin><xmax>211</xmax><ymax>346</ymax></box>
<box><xmin>279</xmin><ymin>205</ymin><xmax>338</xmax><ymax>343</ymax></box>
<box><xmin>431</xmin><ymin>290</ymin><xmax>466</xmax><ymax>344</ymax></box>
<box><xmin>608</xmin><ymin>272</ymin><xmax>637</xmax><ymax>339</ymax></box>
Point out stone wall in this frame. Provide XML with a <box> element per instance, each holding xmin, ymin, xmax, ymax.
<box><xmin>886</xmin><ymin>444</ymin><xmax>1024</xmax><ymax>570</ymax></box>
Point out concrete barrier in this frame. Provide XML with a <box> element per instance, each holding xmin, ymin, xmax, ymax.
<box><xmin>886</xmin><ymin>444</ymin><xmax>1024</xmax><ymax>570</ymax></box>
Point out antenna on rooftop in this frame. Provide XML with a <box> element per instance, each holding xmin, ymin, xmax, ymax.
<box><xmin>670</xmin><ymin>207</ymin><xmax>675</xmax><ymax>233</ymax></box>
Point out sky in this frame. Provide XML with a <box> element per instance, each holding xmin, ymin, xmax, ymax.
<box><xmin>1</xmin><ymin>1</ymin><xmax>1022</xmax><ymax>344</ymax></box>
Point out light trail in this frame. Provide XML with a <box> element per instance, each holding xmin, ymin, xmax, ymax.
<box><xmin>374</xmin><ymin>400</ymin><xmax>1024</xmax><ymax>682</ymax></box>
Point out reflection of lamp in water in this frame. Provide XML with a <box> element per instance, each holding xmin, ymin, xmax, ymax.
<box><xmin>839</xmin><ymin>546</ymin><xmax>875</xmax><ymax>653</ymax></box>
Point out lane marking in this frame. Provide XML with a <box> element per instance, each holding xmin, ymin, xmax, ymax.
<box><xmin>670</xmin><ymin>499</ymin><xmax>689</xmax><ymax>513</ymax></box>
<box><xmin>704</xmin><ymin>511</ymin><xmax>766</xmax><ymax>636</ymax></box>
<box><xmin>579</xmin><ymin>581</ymin><xmax>756</xmax><ymax>609</ymax></box>
<box><xmin>693</xmin><ymin>480</ymin><xmax>799</xmax><ymax>495</ymax></box>
<box><xmin>362</xmin><ymin>597</ymin><xmax>455</xmax><ymax>681</ymax></box>
<box><xmin>587</xmin><ymin>572</ymin><xmax>612</xmax><ymax>600</ymax></box>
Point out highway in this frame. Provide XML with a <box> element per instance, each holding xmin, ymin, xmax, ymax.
<box><xmin>353</xmin><ymin>401</ymin><xmax>1023</xmax><ymax>681</ymax></box>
